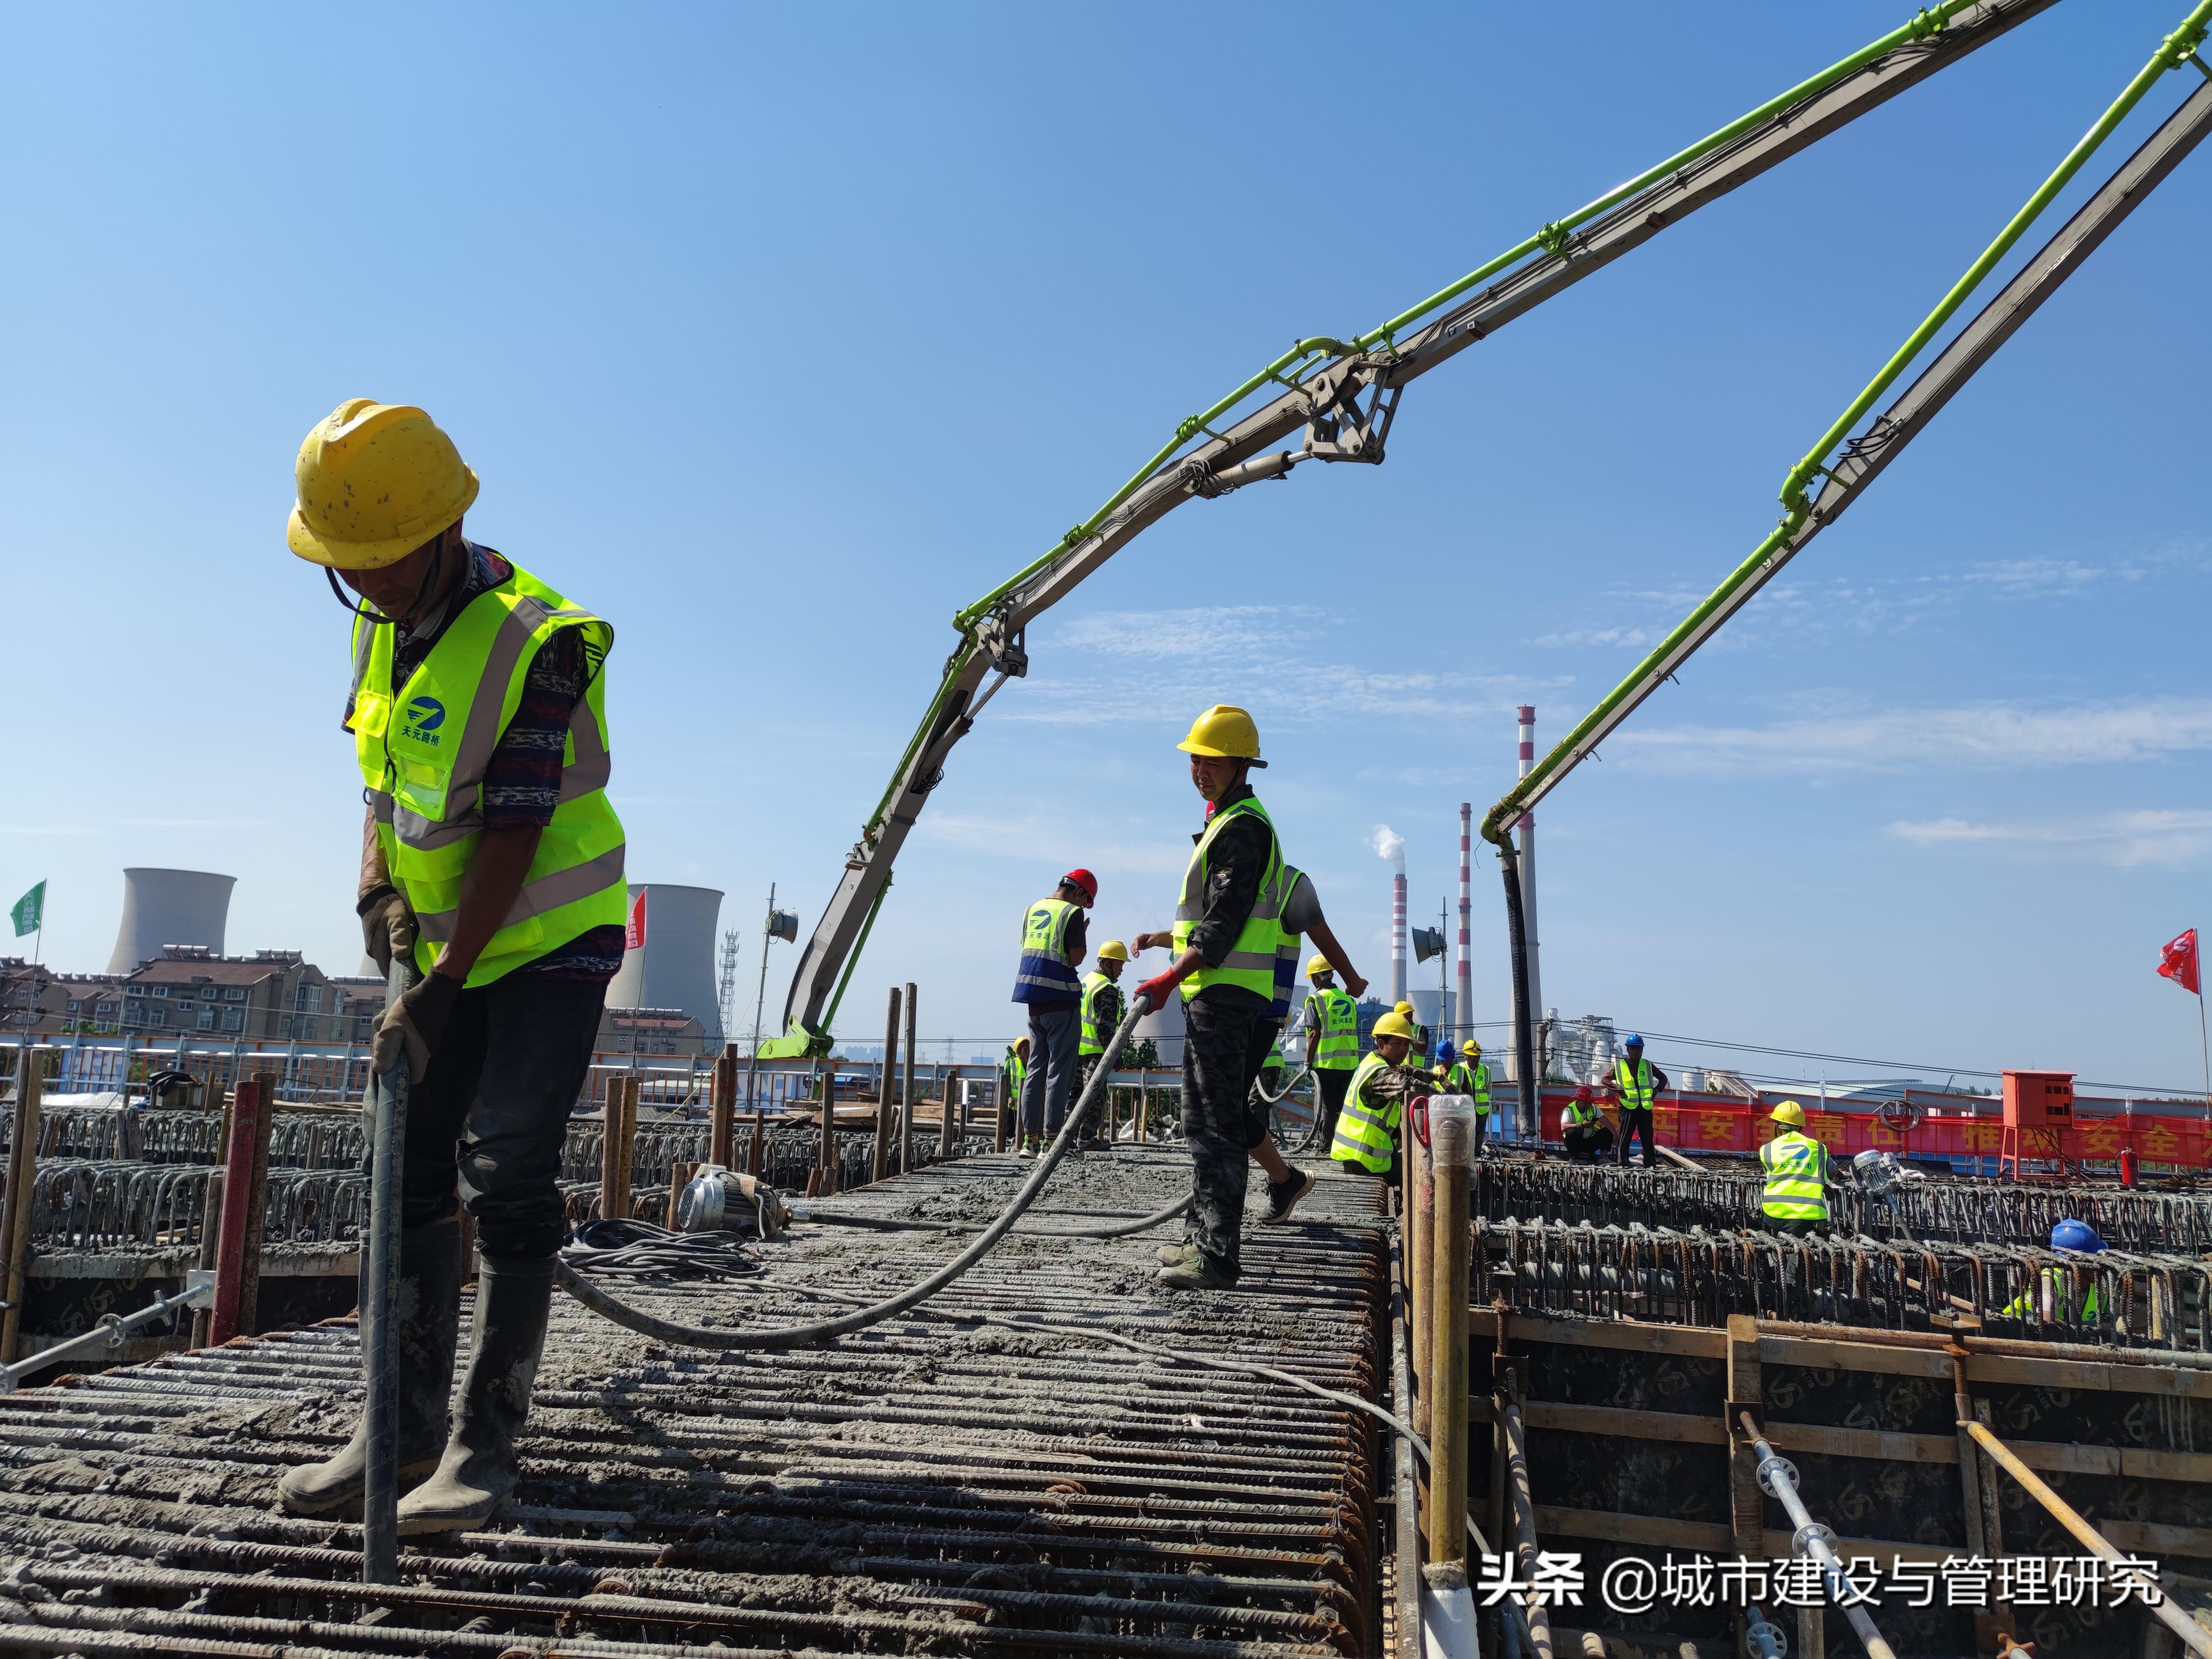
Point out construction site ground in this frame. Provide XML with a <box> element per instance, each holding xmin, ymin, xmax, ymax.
<box><xmin>0</xmin><ymin>1143</ymin><xmax>1388</xmax><ymax>1658</ymax></box>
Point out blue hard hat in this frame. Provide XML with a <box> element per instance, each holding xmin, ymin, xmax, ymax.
<box><xmin>2050</xmin><ymin>1219</ymin><xmax>2106</xmax><ymax>1254</ymax></box>
<box><xmin>1624</xmin><ymin>1033</ymin><xmax>1644</xmax><ymax>1047</ymax></box>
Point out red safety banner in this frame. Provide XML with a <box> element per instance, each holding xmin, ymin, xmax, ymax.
<box><xmin>624</xmin><ymin>888</ymin><xmax>647</xmax><ymax>953</ymax></box>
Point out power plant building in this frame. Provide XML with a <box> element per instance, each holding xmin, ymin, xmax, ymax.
<box><xmin>106</xmin><ymin>868</ymin><xmax>235</xmax><ymax>974</ymax></box>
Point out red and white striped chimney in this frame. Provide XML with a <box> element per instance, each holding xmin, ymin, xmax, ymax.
<box><xmin>1391</xmin><ymin>872</ymin><xmax>1407</xmax><ymax>1006</ymax></box>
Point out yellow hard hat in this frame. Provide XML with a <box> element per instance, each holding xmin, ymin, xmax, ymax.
<box><xmin>1307</xmin><ymin>954</ymin><xmax>1332</xmax><ymax>978</ymax></box>
<box><xmin>1372</xmin><ymin>1011</ymin><xmax>1415</xmax><ymax>1042</ymax></box>
<box><xmin>288</xmin><ymin>400</ymin><xmax>480</xmax><ymax>570</ymax></box>
<box><xmin>1176</xmin><ymin>704</ymin><xmax>1266</xmax><ymax>766</ymax></box>
<box><xmin>1771</xmin><ymin>1100</ymin><xmax>1806</xmax><ymax>1128</ymax></box>
<box><xmin>1462</xmin><ymin>1040</ymin><xmax>1483</xmax><ymax>1058</ymax></box>
<box><xmin>1097</xmin><ymin>939</ymin><xmax>1130</xmax><ymax>963</ymax></box>
<box><xmin>1394</xmin><ymin>1001</ymin><xmax>1414</xmax><ymax>1016</ymax></box>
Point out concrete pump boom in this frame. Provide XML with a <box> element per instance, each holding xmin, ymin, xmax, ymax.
<box><xmin>760</xmin><ymin>0</ymin><xmax>2063</xmax><ymax>1058</ymax></box>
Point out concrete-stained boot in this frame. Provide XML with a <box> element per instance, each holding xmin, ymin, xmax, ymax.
<box><xmin>395</xmin><ymin>1251</ymin><xmax>555</xmax><ymax>1535</ymax></box>
<box><xmin>276</xmin><ymin>1220</ymin><xmax>462</xmax><ymax>1515</ymax></box>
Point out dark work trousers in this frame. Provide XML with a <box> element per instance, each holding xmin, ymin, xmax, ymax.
<box><xmin>397</xmin><ymin>971</ymin><xmax>609</xmax><ymax>1260</ymax></box>
<box><xmin>1617</xmin><ymin>1107</ymin><xmax>1656</xmax><ymax>1167</ymax></box>
<box><xmin>1313</xmin><ymin>1066</ymin><xmax>1352</xmax><ymax>1148</ymax></box>
<box><xmin>1180</xmin><ymin>993</ymin><xmax>1277</xmax><ymax>1279</ymax></box>
<box><xmin>1563</xmin><ymin>1122</ymin><xmax>1615</xmax><ymax>1164</ymax></box>
<box><xmin>1020</xmin><ymin>1001</ymin><xmax>1080</xmax><ymax>1139</ymax></box>
<box><xmin>1765</xmin><ymin>1215</ymin><xmax>1824</xmax><ymax>1239</ymax></box>
<box><xmin>1075</xmin><ymin>1053</ymin><xmax>1107</xmax><ymax>1135</ymax></box>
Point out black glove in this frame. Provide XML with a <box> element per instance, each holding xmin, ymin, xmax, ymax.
<box><xmin>373</xmin><ymin>971</ymin><xmax>461</xmax><ymax>1083</ymax></box>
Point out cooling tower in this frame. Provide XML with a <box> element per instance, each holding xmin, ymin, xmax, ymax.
<box><xmin>107</xmin><ymin>868</ymin><xmax>234</xmax><ymax>973</ymax></box>
<box><xmin>604</xmin><ymin>884</ymin><xmax>725</xmax><ymax>1043</ymax></box>
<box><xmin>1131</xmin><ymin>989</ymin><xmax>1185</xmax><ymax>1067</ymax></box>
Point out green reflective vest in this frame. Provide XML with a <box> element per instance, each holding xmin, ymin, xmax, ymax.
<box><xmin>347</xmin><ymin>558</ymin><xmax>626</xmax><ymax>988</ymax></box>
<box><xmin>1172</xmin><ymin>796</ymin><xmax>1285</xmax><ymax>1003</ymax></box>
<box><xmin>1447</xmin><ymin>1061</ymin><xmax>1490</xmax><ymax>1105</ymax></box>
<box><xmin>1003</xmin><ymin>1049</ymin><xmax>1026</xmax><ymax>1094</ymax></box>
<box><xmin>2000</xmin><ymin>1269</ymin><xmax>2102</xmax><ymax>1324</ymax></box>
<box><xmin>1308</xmin><ymin>988</ymin><xmax>1360</xmax><ymax>1069</ymax></box>
<box><xmin>1759</xmin><ymin>1129</ymin><xmax>1829</xmax><ymax>1221</ymax></box>
<box><xmin>1331</xmin><ymin>1052</ymin><xmax>1401</xmax><ymax>1174</ymax></box>
<box><xmin>1616</xmin><ymin>1056</ymin><xmax>1656</xmax><ymax>1111</ymax></box>
<box><xmin>1079</xmin><ymin>970</ymin><xmax>1122</xmax><ymax>1057</ymax></box>
<box><xmin>1564</xmin><ymin>1098</ymin><xmax>1604</xmax><ymax>1129</ymax></box>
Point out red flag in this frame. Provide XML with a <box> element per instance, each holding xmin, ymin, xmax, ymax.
<box><xmin>624</xmin><ymin>888</ymin><xmax>647</xmax><ymax>952</ymax></box>
<box><xmin>2158</xmin><ymin>928</ymin><xmax>2200</xmax><ymax>996</ymax></box>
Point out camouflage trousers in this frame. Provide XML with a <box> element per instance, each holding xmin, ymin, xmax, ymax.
<box><xmin>1180</xmin><ymin>993</ymin><xmax>1278</xmax><ymax>1278</ymax></box>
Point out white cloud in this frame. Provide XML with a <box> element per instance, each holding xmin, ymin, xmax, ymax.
<box><xmin>1053</xmin><ymin>605</ymin><xmax>1326</xmax><ymax>661</ymax></box>
<box><xmin>1615</xmin><ymin>697</ymin><xmax>2212</xmax><ymax>776</ymax></box>
<box><xmin>1888</xmin><ymin>810</ymin><xmax>2212</xmax><ymax>868</ymax></box>
<box><xmin>917</xmin><ymin>812</ymin><xmax>1188</xmax><ymax>875</ymax></box>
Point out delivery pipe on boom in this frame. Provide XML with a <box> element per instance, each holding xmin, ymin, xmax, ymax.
<box><xmin>761</xmin><ymin>0</ymin><xmax>2066</xmax><ymax>1060</ymax></box>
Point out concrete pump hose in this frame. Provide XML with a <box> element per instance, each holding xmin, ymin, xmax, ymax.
<box><xmin>796</xmin><ymin>1193</ymin><xmax>1191</xmax><ymax>1239</ymax></box>
<box><xmin>555</xmin><ymin>996</ymin><xmax>1156</xmax><ymax>1350</ymax></box>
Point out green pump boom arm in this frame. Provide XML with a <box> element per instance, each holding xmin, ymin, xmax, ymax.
<box><xmin>763</xmin><ymin>0</ymin><xmax>2064</xmax><ymax>1056</ymax></box>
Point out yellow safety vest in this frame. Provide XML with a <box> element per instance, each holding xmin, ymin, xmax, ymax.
<box><xmin>1330</xmin><ymin>1052</ymin><xmax>1401</xmax><ymax>1174</ymax></box>
<box><xmin>1013</xmin><ymin>896</ymin><xmax>1083</xmax><ymax>1003</ymax></box>
<box><xmin>2000</xmin><ymin>1269</ymin><xmax>2101</xmax><ymax>1323</ymax></box>
<box><xmin>1759</xmin><ymin>1130</ymin><xmax>1829</xmax><ymax>1221</ymax></box>
<box><xmin>1079</xmin><ymin>970</ymin><xmax>1121</xmax><ymax>1057</ymax></box>
<box><xmin>1309</xmin><ymin>988</ymin><xmax>1360</xmax><ymax>1069</ymax></box>
<box><xmin>1564</xmin><ymin>1098</ymin><xmax>1604</xmax><ymax>1129</ymax></box>
<box><xmin>1447</xmin><ymin>1061</ymin><xmax>1490</xmax><ymax>1106</ymax></box>
<box><xmin>348</xmin><ymin>558</ymin><xmax>625</xmax><ymax>987</ymax></box>
<box><xmin>1615</xmin><ymin>1056</ymin><xmax>1656</xmax><ymax>1111</ymax></box>
<box><xmin>1172</xmin><ymin>796</ymin><xmax>1285</xmax><ymax>1003</ymax></box>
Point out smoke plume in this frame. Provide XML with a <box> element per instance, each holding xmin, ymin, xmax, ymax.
<box><xmin>1370</xmin><ymin>824</ymin><xmax>1405</xmax><ymax>872</ymax></box>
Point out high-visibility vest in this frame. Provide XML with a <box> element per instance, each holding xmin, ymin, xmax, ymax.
<box><xmin>1616</xmin><ymin>1056</ymin><xmax>1657</xmax><ymax>1111</ymax></box>
<box><xmin>1003</xmin><ymin>1050</ymin><xmax>1026</xmax><ymax>1094</ymax></box>
<box><xmin>1079</xmin><ymin>970</ymin><xmax>1122</xmax><ymax>1057</ymax></box>
<box><xmin>1270</xmin><ymin>863</ymin><xmax>1304</xmax><ymax>1019</ymax></box>
<box><xmin>348</xmin><ymin>558</ymin><xmax>625</xmax><ymax>988</ymax></box>
<box><xmin>1308</xmin><ymin>988</ymin><xmax>1360</xmax><ymax>1069</ymax></box>
<box><xmin>1012</xmin><ymin>896</ymin><xmax>1083</xmax><ymax>1003</ymax></box>
<box><xmin>1564</xmin><ymin>1098</ymin><xmax>1604</xmax><ymax>1130</ymax></box>
<box><xmin>1448</xmin><ymin>1061</ymin><xmax>1490</xmax><ymax>1106</ymax></box>
<box><xmin>1172</xmin><ymin>796</ymin><xmax>1285</xmax><ymax>1003</ymax></box>
<box><xmin>1759</xmin><ymin>1130</ymin><xmax>1829</xmax><ymax>1221</ymax></box>
<box><xmin>1330</xmin><ymin>1052</ymin><xmax>1401</xmax><ymax>1174</ymax></box>
<box><xmin>2000</xmin><ymin>1269</ymin><xmax>2102</xmax><ymax>1324</ymax></box>
<box><xmin>1266</xmin><ymin>1025</ymin><xmax>1285</xmax><ymax>1067</ymax></box>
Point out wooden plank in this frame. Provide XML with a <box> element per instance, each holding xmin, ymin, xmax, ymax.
<box><xmin>1726</xmin><ymin>1313</ymin><xmax>1763</xmax><ymax>1563</ymax></box>
<box><xmin>1759</xmin><ymin>1332</ymin><xmax>1950</xmax><ymax>1379</ymax></box>
<box><xmin>1470</xmin><ymin>1307</ymin><xmax>1727</xmax><ymax>1360</ymax></box>
<box><xmin>1536</xmin><ymin>1504</ymin><xmax>1733</xmax><ymax>1554</ymax></box>
<box><xmin>1522</xmin><ymin>1400</ymin><xmax>1727</xmax><ymax>1446</ymax></box>
<box><xmin>2100</xmin><ymin>1520</ymin><xmax>2212</xmax><ymax>1562</ymax></box>
<box><xmin>1759</xmin><ymin>1531</ymin><xmax>1956</xmax><ymax>1567</ymax></box>
<box><xmin>1764</xmin><ymin>1420</ymin><xmax>1955</xmax><ymax>1467</ymax></box>
<box><xmin>1964</xmin><ymin>1352</ymin><xmax>2212</xmax><ymax>1400</ymax></box>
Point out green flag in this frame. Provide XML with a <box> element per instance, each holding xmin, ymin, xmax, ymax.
<box><xmin>10</xmin><ymin>881</ymin><xmax>44</xmax><ymax>938</ymax></box>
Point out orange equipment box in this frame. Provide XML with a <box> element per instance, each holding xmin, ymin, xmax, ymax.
<box><xmin>2002</xmin><ymin>1070</ymin><xmax>2074</xmax><ymax>1128</ymax></box>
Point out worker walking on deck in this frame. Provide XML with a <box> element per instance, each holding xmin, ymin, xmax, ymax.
<box><xmin>1076</xmin><ymin>939</ymin><xmax>1129</xmax><ymax>1132</ymax></box>
<box><xmin>1329</xmin><ymin>1009</ymin><xmax>1424</xmax><ymax>1183</ymax></box>
<box><xmin>1012</xmin><ymin>869</ymin><xmax>1095</xmax><ymax>1157</ymax></box>
<box><xmin>277</xmin><ymin>401</ymin><xmax>627</xmax><ymax>1534</ymax></box>
<box><xmin>1303</xmin><ymin>960</ymin><xmax>1364</xmax><ymax>1151</ymax></box>
<box><xmin>1272</xmin><ymin>868</ymin><xmax>1366</xmax><ymax>1147</ymax></box>
<box><xmin>1610</xmin><ymin>1034</ymin><xmax>1665</xmax><ymax>1168</ymax></box>
<box><xmin>1445</xmin><ymin>1040</ymin><xmax>1491</xmax><ymax>1158</ymax></box>
<box><xmin>1562</xmin><ymin>1085</ymin><xmax>1614</xmax><ymax>1163</ymax></box>
<box><xmin>1132</xmin><ymin>706</ymin><xmax>1316</xmax><ymax>1290</ymax></box>
<box><xmin>1000</xmin><ymin>1038</ymin><xmax>1028</xmax><ymax>1142</ymax></box>
<box><xmin>1759</xmin><ymin>1101</ymin><xmax>1833</xmax><ymax>1236</ymax></box>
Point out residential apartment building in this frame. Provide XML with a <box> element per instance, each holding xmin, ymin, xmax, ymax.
<box><xmin>120</xmin><ymin>947</ymin><xmax>377</xmax><ymax>1045</ymax></box>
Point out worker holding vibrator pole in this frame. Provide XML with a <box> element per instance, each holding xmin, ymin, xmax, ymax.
<box><xmin>1132</xmin><ymin>706</ymin><xmax>1318</xmax><ymax>1290</ymax></box>
<box><xmin>278</xmin><ymin>401</ymin><xmax>627</xmax><ymax>1534</ymax></box>
<box><xmin>1076</xmin><ymin>939</ymin><xmax>1130</xmax><ymax>1133</ymax></box>
<box><xmin>1012</xmin><ymin>868</ymin><xmax>1095</xmax><ymax>1157</ymax></box>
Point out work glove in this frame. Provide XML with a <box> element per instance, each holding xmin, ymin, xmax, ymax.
<box><xmin>373</xmin><ymin>971</ymin><xmax>461</xmax><ymax>1084</ymax></box>
<box><xmin>1134</xmin><ymin>970</ymin><xmax>1185</xmax><ymax>1016</ymax></box>
<box><xmin>357</xmin><ymin>888</ymin><xmax>418</xmax><ymax>979</ymax></box>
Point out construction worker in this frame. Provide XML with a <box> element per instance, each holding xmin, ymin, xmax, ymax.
<box><xmin>1076</xmin><ymin>939</ymin><xmax>1130</xmax><ymax>1132</ymax></box>
<box><xmin>1000</xmin><ymin>1037</ymin><xmax>1029</xmax><ymax>1142</ymax></box>
<box><xmin>278</xmin><ymin>402</ymin><xmax>627</xmax><ymax>1534</ymax></box>
<box><xmin>1759</xmin><ymin>1101</ymin><xmax>1832</xmax><ymax>1236</ymax></box>
<box><xmin>1132</xmin><ymin>706</ymin><xmax>1315</xmax><ymax>1290</ymax></box>
<box><xmin>1609</xmin><ymin>1033</ymin><xmax>1665</xmax><ymax>1168</ymax></box>
<box><xmin>1395</xmin><ymin>1001</ymin><xmax>1429</xmax><ymax>1063</ymax></box>
<box><xmin>1446</xmin><ymin>1040</ymin><xmax>1491</xmax><ymax>1157</ymax></box>
<box><xmin>1561</xmin><ymin>1085</ymin><xmax>1614</xmax><ymax>1163</ymax></box>
<box><xmin>1329</xmin><ymin>1008</ymin><xmax>1424</xmax><ymax>1182</ymax></box>
<box><xmin>1999</xmin><ymin>1221</ymin><xmax>2106</xmax><ymax>1324</ymax></box>
<box><xmin>1012</xmin><ymin>868</ymin><xmax>1096</xmax><ymax>1157</ymax></box>
<box><xmin>1303</xmin><ymin>958</ymin><xmax>1365</xmax><ymax>1151</ymax></box>
<box><xmin>1270</xmin><ymin>865</ymin><xmax>1366</xmax><ymax>1145</ymax></box>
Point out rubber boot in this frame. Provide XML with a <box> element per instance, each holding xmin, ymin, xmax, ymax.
<box><xmin>277</xmin><ymin>1219</ymin><xmax>462</xmax><ymax>1515</ymax></box>
<box><xmin>395</xmin><ymin>1251</ymin><xmax>555</xmax><ymax>1535</ymax></box>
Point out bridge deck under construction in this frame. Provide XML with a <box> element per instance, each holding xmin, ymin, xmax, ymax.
<box><xmin>0</xmin><ymin>1144</ymin><xmax>1391</xmax><ymax>1659</ymax></box>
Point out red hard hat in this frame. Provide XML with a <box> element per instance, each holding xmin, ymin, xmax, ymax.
<box><xmin>1062</xmin><ymin>868</ymin><xmax>1098</xmax><ymax>905</ymax></box>
<box><xmin>1574</xmin><ymin>1085</ymin><xmax>1594</xmax><ymax>1101</ymax></box>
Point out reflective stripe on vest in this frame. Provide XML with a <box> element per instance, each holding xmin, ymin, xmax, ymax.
<box><xmin>1330</xmin><ymin>1052</ymin><xmax>1400</xmax><ymax>1173</ymax></box>
<box><xmin>1759</xmin><ymin>1130</ymin><xmax>1829</xmax><ymax>1220</ymax></box>
<box><xmin>348</xmin><ymin>558</ymin><xmax>626</xmax><ymax>988</ymax></box>
<box><xmin>1012</xmin><ymin>896</ymin><xmax>1083</xmax><ymax>1003</ymax></box>
<box><xmin>1171</xmin><ymin>796</ymin><xmax>1285</xmax><ymax>1002</ymax></box>
<box><xmin>1309</xmin><ymin>988</ymin><xmax>1360</xmax><ymax>1069</ymax></box>
<box><xmin>1565</xmin><ymin>1100</ymin><xmax>1603</xmax><ymax>1129</ymax></box>
<box><xmin>1079</xmin><ymin>970</ymin><xmax>1121</xmax><ymax>1056</ymax></box>
<box><xmin>1447</xmin><ymin>1062</ymin><xmax>1490</xmax><ymax>1105</ymax></box>
<box><xmin>1616</xmin><ymin>1056</ymin><xmax>1656</xmax><ymax>1111</ymax></box>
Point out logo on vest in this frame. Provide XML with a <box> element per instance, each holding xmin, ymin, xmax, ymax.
<box><xmin>401</xmin><ymin>695</ymin><xmax>447</xmax><ymax>745</ymax></box>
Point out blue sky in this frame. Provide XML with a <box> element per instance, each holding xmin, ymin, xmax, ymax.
<box><xmin>5</xmin><ymin>3</ymin><xmax>2209</xmax><ymax>1091</ymax></box>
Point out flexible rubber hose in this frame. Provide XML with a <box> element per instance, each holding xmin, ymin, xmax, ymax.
<box><xmin>555</xmin><ymin>997</ymin><xmax>1153</xmax><ymax>1349</ymax></box>
<box><xmin>793</xmin><ymin>1191</ymin><xmax>1191</xmax><ymax>1239</ymax></box>
<box><xmin>1498</xmin><ymin>832</ymin><xmax>1537</xmax><ymax>1140</ymax></box>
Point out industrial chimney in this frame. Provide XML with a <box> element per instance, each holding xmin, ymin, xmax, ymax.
<box><xmin>107</xmin><ymin>868</ymin><xmax>234</xmax><ymax>973</ymax></box>
<box><xmin>605</xmin><ymin>884</ymin><xmax>726</xmax><ymax>1043</ymax></box>
<box><xmin>1372</xmin><ymin>825</ymin><xmax>1407</xmax><ymax>1006</ymax></box>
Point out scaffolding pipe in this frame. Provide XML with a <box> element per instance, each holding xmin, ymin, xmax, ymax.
<box><xmin>1738</xmin><ymin>1411</ymin><xmax>1899</xmax><ymax>1659</ymax></box>
<box><xmin>361</xmin><ymin>957</ymin><xmax>418</xmax><ymax>1588</ymax></box>
<box><xmin>1499</xmin><ymin>1399</ymin><xmax>1557</xmax><ymax>1659</ymax></box>
<box><xmin>1963</xmin><ymin>1418</ymin><xmax>2212</xmax><ymax>1658</ymax></box>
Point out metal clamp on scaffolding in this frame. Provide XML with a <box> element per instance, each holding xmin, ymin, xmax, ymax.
<box><xmin>1741</xmin><ymin>1410</ymin><xmax>1900</xmax><ymax>1659</ymax></box>
<box><xmin>0</xmin><ymin>1269</ymin><xmax>213</xmax><ymax>1394</ymax></box>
